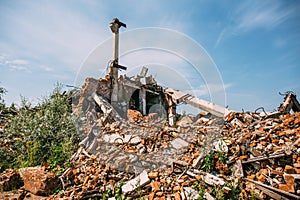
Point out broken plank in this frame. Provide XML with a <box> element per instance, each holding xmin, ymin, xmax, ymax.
<box><xmin>244</xmin><ymin>178</ymin><xmax>300</xmax><ymax>200</ymax></box>
<box><xmin>242</xmin><ymin>153</ymin><xmax>286</xmax><ymax>164</ymax></box>
<box><xmin>255</xmin><ymin>184</ymin><xmax>289</xmax><ymax>200</ymax></box>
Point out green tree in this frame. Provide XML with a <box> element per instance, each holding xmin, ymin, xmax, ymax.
<box><xmin>0</xmin><ymin>84</ymin><xmax>79</xmax><ymax>172</ymax></box>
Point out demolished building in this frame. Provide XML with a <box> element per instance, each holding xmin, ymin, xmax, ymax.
<box><xmin>2</xmin><ymin>18</ymin><xmax>300</xmax><ymax>200</ymax></box>
<box><xmin>65</xmin><ymin>19</ymin><xmax>300</xmax><ymax>199</ymax></box>
<box><xmin>73</xmin><ymin>18</ymin><xmax>231</xmax><ymax>128</ymax></box>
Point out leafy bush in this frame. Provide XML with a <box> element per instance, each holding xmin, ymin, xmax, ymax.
<box><xmin>0</xmin><ymin>84</ymin><xmax>79</xmax><ymax>172</ymax></box>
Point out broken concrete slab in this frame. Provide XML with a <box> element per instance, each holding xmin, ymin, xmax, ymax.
<box><xmin>170</xmin><ymin>138</ymin><xmax>189</xmax><ymax>150</ymax></box>
<box><xmin>121</xmin><ymin>170</ymin><xmax>150</xmax><ymax>194</ymax></box>
<box><xmin>165</xmin><ymin>88</ymin><xmax>232</xmax><ymax>118</ymax></box>
<box><xmin>203</xmin><ymin>174</ymin><xmax>225</xmax><ymax>186</ymax></box>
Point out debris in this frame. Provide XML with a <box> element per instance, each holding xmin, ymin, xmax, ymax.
<box><xmin>245</xmin><ymin>178</ymin><xmax>300</xmax><ymax>200</ymax></box>
<box><xmin>2</xmin><ymin>76</ymin><xmax>300</xmax><ymax>200</ymax></box>
<box><xmin>103</xmin><ymin>134</ymin><xmax>141</xmax><ymax>144</ymax></box>
<box><xmin>233</xmin><ymin>160</ymin><xmax>244</xmax><ymax>178</ymax></box>
<box><xmin>212</xmin><ymin>140</ymin><xmax>228</xmax><ymax>153</ymax></box>
<box><xmin>121</xmin><ymin>170</ymin><xmax>150</xmax><ymax>194</ymax></box>
<box><xmin>19</xmin><ymin>167</ymin><xmax>59</xmax><ymax>196</ymax></box>
<box><xmin>176</xmin><ymin>115</ymin><xmax>193</xmax><ymax>127</ymax></box>
<box><xmin>148</xmin><ymin>171</ymin><xmax>159</xmax><ymax>179</ymax></box>
<box><xmin>0</xmin><ymin>169</ymin><xmax>23</xmax><ymax>192</ymax></box>
<box><xmin>203</xmin><ymin>173</ymin><xmax>225</xmax><ymax>186</ymax></box>
<box><xmin>278</xmin><ymin>92</ymin><xmax>300</xmax><ymax>113</ymax></box>
<box><xmin>203</xmin><ymin>192</ymin><xmax>215</xmax><ymax>200</ymax></box>
<box><xmin>170</xmin><ymin>138</ymin><xmax>189</xmax><ymax>150</ymax></box>
<box><xmin>242</xmin><ymin>152</ymin><xmax>286</xmax><ymax>164</ymax></box>
<box><xmin>183</xmin><ymin>187</ymin><xmax>200</xmax><ymax>199</ymax></box>
<box><xmin>165</xmin><ymin>88</ymin><xmax>232</xmax><ymax>118</ymax></box>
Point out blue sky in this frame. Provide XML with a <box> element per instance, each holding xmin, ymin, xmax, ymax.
<box><xmin>0</xmin><ymin>0</ymin><xmax>299</xmax><ymax>112</ymax></box>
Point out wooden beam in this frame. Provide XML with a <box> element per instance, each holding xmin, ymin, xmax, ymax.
<box><xmin>242</xmin><ymin>153</ymin><xmax>286</xmax><ymax>164</ymax></box>
<box><xmin>244</xmin><ymin>178</ymin><xmax>300</xmax><ymax>200</ymax></box>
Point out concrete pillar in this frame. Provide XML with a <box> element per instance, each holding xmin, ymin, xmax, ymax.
<box><xmin>165</xmin><ymin>94</ymin><xmax>176</xmax><ymax>126</ymax></box>
<box><xmin>139</xmin><ymin>88</ymin><xmax>146</xmax><ymax>115</ymax></box>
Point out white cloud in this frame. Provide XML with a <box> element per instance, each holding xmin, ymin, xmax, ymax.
<box><xmin>158</xmin><ymin>13</ymin><xmax>190</xmax><ymax>33</ymax></box>
<box><xmin>188</xmin><ymin>83</ymin><xmax>232</xmax><ymax>97</ymax></box>
<box><xmin>214</xmin><ymin>28</ymin><xmax>227</xmax><ymax>48</ymax></box>
<box><xmin>215</xmin><ymin>1</ymin><xmax>296</xmax><ymax>47</ymax></box>
<box><xmin>9</xmin><ymin>65</ymin><xmax>31</xmax><ymax>73</ymax></box>
<box><xmin>0</xmin><ymin>54</ymin><xmax>56</xmax><ymax>74</ymax></box>
<box><xmin>0</xmin><ymin>55</ymin><xmax>30</xmax><ymax>72</ymax></box>
<box><xmin>5</xmin><ymin>59</ymin><xmax>29</xmax><ymax>65</ymax></box>
<box><xmin>234</xmin><ymin>1</ymin><xmax>295</xmax><ymax>32</ymax></box>
<box><xmin>0</xmin><ymin>2</ymin><xmax>108</xmax><ymax>72</ymax></box>
<box><xmin>0</xmin><ymin>54</ymin><xmax>9</xmax><ymax>65</ymax></box>
<box><xmin>37</xmin><ymin>65</ymin><xmax>54</xmax><ymax>72</ymax></box>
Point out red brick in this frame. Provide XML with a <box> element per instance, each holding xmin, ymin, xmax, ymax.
<box><xmin>151</xmin><ymin>181</ymin><xmax>160</xmax><ymax>192</ymax></box>
<box><xmin>284</xmin><ymin>165</ymin><xmax>296</xmax><ymax>174</ymax></box>
<box><xmin>284</xmin><ymin>174</ymin><xmax>295</xmax><ymax>185</ymax></box>
<box><xmin>279</xmin><ymin>184</ymin><xmax>295</xmax><ymax>193</ymax></box>
<box><xmin>148</xmin><ymin>171</ymin><xmax>159</xmax><ymax>179</ymax></box>
<box><xmin>148</xmin><ymin>192</ymin><xmax>155</xmax><ymax>200</ymax></box>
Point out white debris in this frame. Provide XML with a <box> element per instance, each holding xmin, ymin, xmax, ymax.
<box><xmin>203</xmin><ymin>192</ymin><xmax>215</xmax><ymax>200</ymax></box>
<box><xmin>121</xmin><ymin>170</ymin><xmax>150</xmax><ymax>194</ymax></box>
<box><xmin>213</xmin><ymin>140</ymin><xmax>228</xmax><ymax>153</ymax></box>
<box><xmin>184</xmin><ymin>187</ymin><xmax>200</xmax><ymax>199</ymax></box>
<box><xmin>203</xmin><ymin>174</ymin><xmax>225</xmax><ymax>186</ymax></box>
<box><xmin>170</xmin><ymin>138</ymin><xmax>189</xmax><ymax>149</ymax></box>
<box><xmin>103</xmin><ymin>134</ymin><xmax>141</xmax><ymax>144</ymax></box>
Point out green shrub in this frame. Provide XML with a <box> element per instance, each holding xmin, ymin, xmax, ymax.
<box><xmin>0</xmin><ymin>84</ymin><xmax>79</xmax><ymax>172</ymax></box>
<box><xmin>201</xmin><ymin>151</ymin><xmax>227</xmax><ymax>172</ymax></box>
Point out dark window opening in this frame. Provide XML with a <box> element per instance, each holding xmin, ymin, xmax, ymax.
<box><xmin>129</xmin><ymin>89</ymin><xmax>140</xmax><ymax>110</ymax></box>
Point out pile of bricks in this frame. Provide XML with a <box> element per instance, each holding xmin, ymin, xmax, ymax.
<box><xmin>1</xmin><ymin>92</ymin><xmax>299</xmax><ymax>199</ymax></box>
<box><xmin>223</xmin><ymin>111</ymin><xmax>300</xmax><ymax>199</ymax></box>
<box><xmin>47</xmin><ymin>104</ymin><xmax>300</xmax><ymax>199</ymax></box>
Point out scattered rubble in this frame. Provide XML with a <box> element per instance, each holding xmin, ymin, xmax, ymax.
<box><xmin>1</xmin><ymin>18</ymin><xmax>300</xmax><ymax>200</ymax></box>
<box><xmin>44</xmin><ymin>92</ymin><xmax>300</xmax><ymax>199</ymax></box>
<box><xmin>0</xmin><ymin>169</ymin><xmax>23</xmax><ymax>192</ymax></box>
<box><xmin>19</xmin><ymin>167</ymin><xmax>60</xmax><ymax>196</ymax></box>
